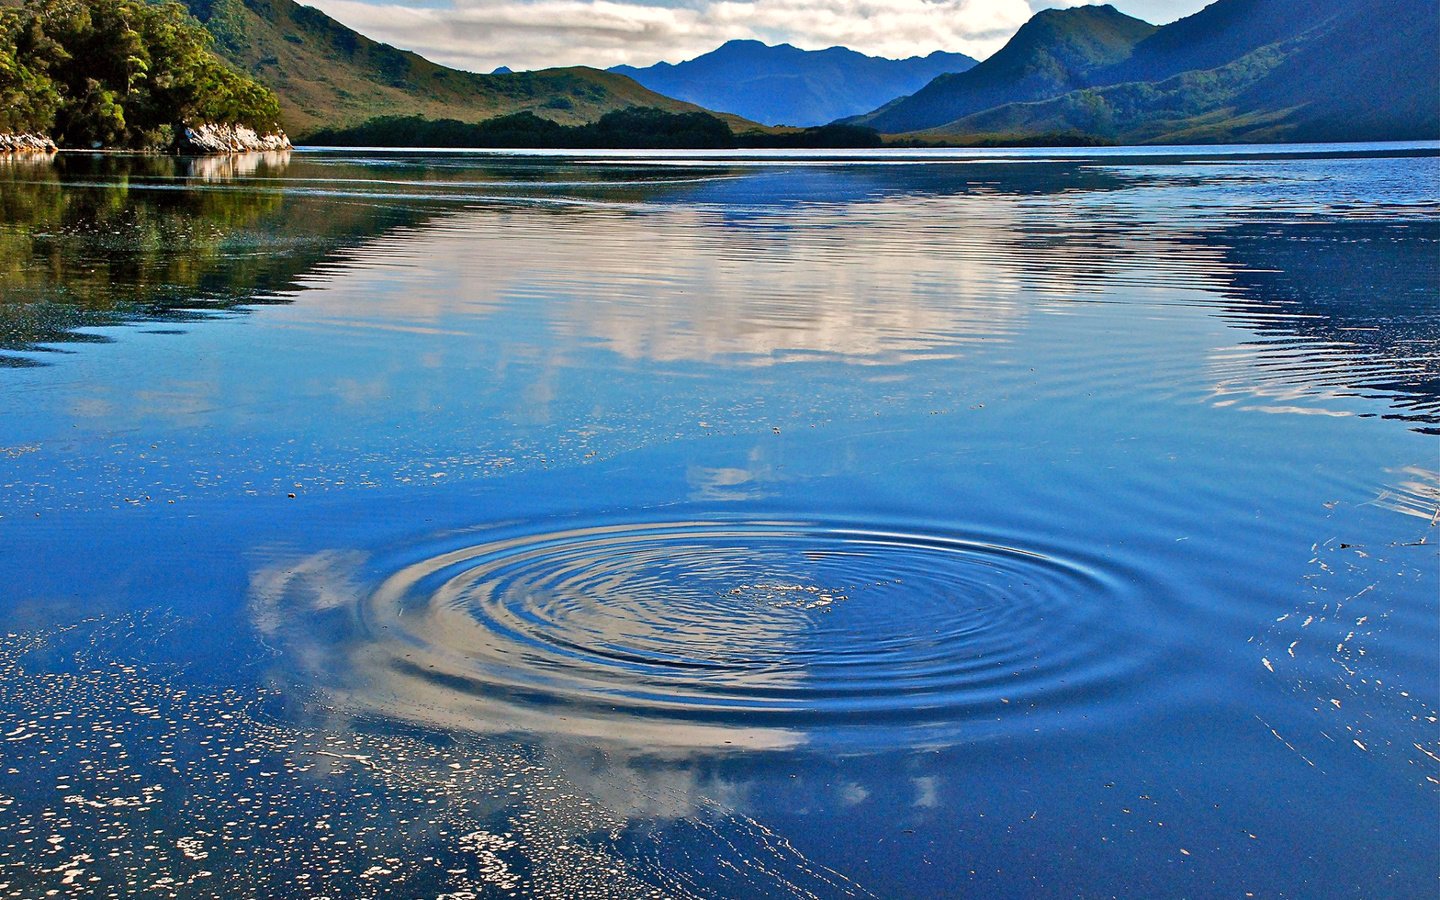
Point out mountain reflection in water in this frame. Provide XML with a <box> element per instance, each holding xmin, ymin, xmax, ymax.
<box><xmin>4</xmin><ymin>150</ymin><xmax>1435</xmax><ymax>428</ymax></box>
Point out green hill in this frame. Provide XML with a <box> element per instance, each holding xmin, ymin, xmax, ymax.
<box><xmin>921</xmin><ymin>0</ymin><xmax>1438</xmax><ymax>144</ymax></box>
<box><xmin>171</xmin><ymin>0</ymin><xmax>725</xmax><ymax>138</ymax></box>
<box><xmin>852</xmin><ymin>5</ymin><xmax>1156</xmax><ymax>134</ymax></box>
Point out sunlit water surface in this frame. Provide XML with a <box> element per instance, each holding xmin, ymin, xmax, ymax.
<box><xmin>0</xmin><ymin>145</ymin><xmax>1436</xmax><ymax>897</ymax></box>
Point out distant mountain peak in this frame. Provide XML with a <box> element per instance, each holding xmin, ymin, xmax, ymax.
<box><xmin>610</xmin><ymin>41</ymin><xmax>977</xmax><ymax>126</ymax></box>
<box><xmin>1033</xmin><ymin>3</ymin><xmax>1127</xmax><ymax>19</ymax></box>
<box><xmin>850</xmin><ymin>4</ymin><xmax>1156</xmax><ymax>134</ymax></box>
<box><xmin>1006</xmin><ymin>3</ymin><xmax>1154</xmax><ymax>46</ymax></box>
<box><xmin>718</xmin><ymin>38</ymin><xmax>773</xmax><ymax>50</ymax></box>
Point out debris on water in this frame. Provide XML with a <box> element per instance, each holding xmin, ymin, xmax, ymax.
<box><xmin>730</xmin><ymin>582</ymin><xmax>848</xmax><ymax>610</ymax></box>
<box><xmin>0</xmin><ymin>614</ymin><xmax>870</xmax><ymax>898</ymax></box>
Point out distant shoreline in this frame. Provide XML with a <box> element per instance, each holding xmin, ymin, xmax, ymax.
<box><xmin>285</xmin><ymin>140</ymin><xmax>1440</xmax><ymax>157</ymax></box>
<box><xmin>15</xmin><ymin>139</ymin><xmax>1437</xmax><ymax>160</ymax></box>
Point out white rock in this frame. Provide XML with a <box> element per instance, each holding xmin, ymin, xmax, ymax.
<box><xmin>179</xmin><ymin>123</ymin><xmax>292</xmax><ymax>154</ymax></box>
<box><xmin>0</xmin><ymin>132</ymin><xmax>58</xmax><ymax>154</ymax></box>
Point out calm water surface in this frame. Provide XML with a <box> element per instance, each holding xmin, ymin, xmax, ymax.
<box><xmin>0</xmin><ymin>145</ymin><xmax>1436</xmax><ymax>897</ymax></box>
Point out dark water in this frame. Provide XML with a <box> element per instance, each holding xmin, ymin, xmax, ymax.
<box><xmin>0</xmin><ymin>144</ymin><xmax>1436</xmax><ymax>897</ymax></box>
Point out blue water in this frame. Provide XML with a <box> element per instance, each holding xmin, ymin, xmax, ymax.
<box><xmin>0</xmin><ymin>145</ymin><xmax>1436</xmax><ymax>897</ymax></box>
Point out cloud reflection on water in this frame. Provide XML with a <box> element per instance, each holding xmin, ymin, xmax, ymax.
<box><xmin>251</xmin><ymin>535</ymin><xmax>807</xmax><ymax>752</ymax></box>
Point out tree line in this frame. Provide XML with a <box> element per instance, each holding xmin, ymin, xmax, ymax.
<box><xmin>0</xmin><ymin>0</ymin><xmax>282</xmax><ymax>149</ymax></box>
<box><xmin>307</xmin><ymin>109</ymin><xmax>886</xmax><ymax>150</ymax></box>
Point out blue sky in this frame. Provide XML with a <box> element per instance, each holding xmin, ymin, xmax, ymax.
<box><xmin>301</xmin><ymin>0</ymin><xmax>1212</xmax><ymax>73</ymax></box>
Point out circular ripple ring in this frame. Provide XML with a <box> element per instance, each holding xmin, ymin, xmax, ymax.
<box><xmin>327</xmin><ymin>519</ymin><xmax>1162</xmax><ymax>749</ymax></box>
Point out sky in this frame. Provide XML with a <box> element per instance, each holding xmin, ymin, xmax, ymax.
<box><xmin>302</xmin><ymin>0</ymin><xmax>1213</xmax><ymax>74</ymax></box>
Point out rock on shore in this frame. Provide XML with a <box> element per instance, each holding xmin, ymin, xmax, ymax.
<box><xmin>179</xmin><ymin>124</ymin><xmax>292</xmax><ymax>154</ymax></box>
<box><xmin>0</xmin><ymin>133</ymin><xmax>58</xmax><ymax>153</ymax></box>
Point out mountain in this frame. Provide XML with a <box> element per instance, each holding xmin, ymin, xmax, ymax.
<box><xmin>851</xmin><ymin>5</ymin><xmax>1156</xmax><ymax>134</ymax></box>
<box><xmin>919</xmin><ymin>0</ymin><xmax>1439</xmax><ymax>144</ymax></box>
<box><xmin>610</xmin><ymin>40</ymin><xmax>977</xmax><ymax>127</ymax></box>
<box><xmin>173</xmin><ymin>0</ymin><xmax>718</xmax><ymax>138</ymax></box>
<box><xmin>1097</xmin><ymin>0</ymin><xmax>1321</xmax><ymax>84</ymax></box>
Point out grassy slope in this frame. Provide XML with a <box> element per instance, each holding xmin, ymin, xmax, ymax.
<box><xmin>1096</xmin><ymin>0</ymin><xmax>1317</xmax><ymax>84</ymax></box>
<box><xmin>175</xmin><ymin>0</ymin><xmax>732</xmax><ymax>138</ymax></box>
<box><xmin>852</xmin><ymin>5</ymin><xmax>1156</xmax><ymax>134</ymax></box>
<box><xmin>909</xmin><ymin>0</ymin><xmax>1439</xmax><ymax>144</ymax></box>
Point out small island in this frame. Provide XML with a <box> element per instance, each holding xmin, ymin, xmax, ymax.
<box><xmin>0</xmin><ymin>0</ymin><xmax>288</xmax><ymax>153</ymax></box>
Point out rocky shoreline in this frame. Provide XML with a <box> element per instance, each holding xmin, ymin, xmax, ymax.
<box><xmin>0</xmin><ymin>133</ymin><xmax>58</xmax><ymax>154</ymax></box>
<box><xmin>0</xmin><ymin>125</ymin><xmax>291</xmax><ymax>155</ymax></box>
<box><xmin>178</xmin><ymin>124</ymin><xmax>292</xmax><ymax>154</ymax></box>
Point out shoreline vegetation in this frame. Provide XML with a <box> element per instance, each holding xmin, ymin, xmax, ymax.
<box><xmin>306</xmin><ymin>110</ymin><xmax>886</xmax><ymax>150</ymax></box>
<box><xmin>0</xmin><ymin>0</ymin><xmax>287</xmax><ymax>153</ymax></box>
<box><xmin>305</xmin><ymin>110</ymin><xmax>1124</xmax><ymax>149</ymax></box>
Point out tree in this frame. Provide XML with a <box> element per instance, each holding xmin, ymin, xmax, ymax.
<box><xmin>0</xmin><ymin>0</ymin><xmax>282</xmax><ymax>148</ymax></box>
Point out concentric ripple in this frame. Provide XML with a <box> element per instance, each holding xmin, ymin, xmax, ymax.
<box><xmin>260</xmin><ymin>519</ymin><xmax>1167</xmax><ymax>750</ymax></box>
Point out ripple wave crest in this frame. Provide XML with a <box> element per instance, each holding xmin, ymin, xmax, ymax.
<box><xmin>267</xmin><ymin>519</ymin><xmax>1165</xmax><ymax>749</ymax></box>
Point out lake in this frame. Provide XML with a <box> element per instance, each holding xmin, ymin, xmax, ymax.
<box><xmin>0</xmin><ymin>144</ymin><xmax>1436</xmax><ymax>897</ymax></box>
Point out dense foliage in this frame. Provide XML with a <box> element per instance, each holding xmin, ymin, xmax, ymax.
<box><xmin>308</xmin><ymin>109</ymin><xmax>883</xmax><ymax>149</ymax></box>
<box><xmin>736</xmin><ymin>123</ymin><xmax>883</xmax><ymax>149</ymax></box>
<box><xmin>0</xmin><ymin>0</ymin><xmax>281</xmax><ymax>148</ymax></box>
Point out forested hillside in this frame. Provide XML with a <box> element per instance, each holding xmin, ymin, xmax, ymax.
<box><xmin>0</xmin><ymin>0</ymin><xmax>281</xmax><ymax>148</ymax></box>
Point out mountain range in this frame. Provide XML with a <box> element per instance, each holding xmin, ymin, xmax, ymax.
<box><xmin>8</xmin><ymin>0</ymin><xmax>1430</xmax><ymax>148</ymax></box>
<box><xmin>849</xmin><ymin>0</ymin><xmax>1439</xmax><ymax>144</ymax></box>
<box><xmin>609</xmin><ymin>40</ymin><xmax>977</xmax><ymax>127</ymax></box>
<box><xmin>171</xmin><ymin>0</ymin><xmax>721</xmax><ymax>138</ymax></box>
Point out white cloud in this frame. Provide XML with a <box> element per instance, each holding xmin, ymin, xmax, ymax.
<box><xmin>303</xmin><ymin>0</ymin><xmax>1043</xmax><ymax>72</ymax></box>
